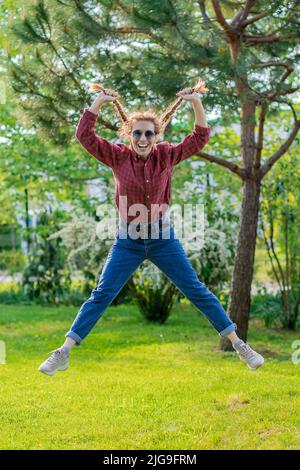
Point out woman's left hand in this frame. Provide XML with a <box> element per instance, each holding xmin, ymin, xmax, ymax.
<box><xmin>176</xmin><ymin>87</ymin><xmax>200</xmax><ymax>102</ymax></box>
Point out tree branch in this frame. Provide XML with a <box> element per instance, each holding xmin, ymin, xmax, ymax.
<box><xmin>260</xmin><ymin>212</ymin><xmax>285</xmax><ymax>292</ymax></box>
<box><xmin>33</xmin><ymin>6</ymin><xmax>81</xmax><ymax>89</ymax></box>
<box><xmin>211</xmin><ymin>0</ymin><xmax>231</xmax><ymax>32</ymax></box>
<box><xmin>241</xmin><ymin>12</ymin><xmax>269</xmax><ymax>28</ymax></box>
<box><xmin>244</xmin><ymin>33</ymin><xmax>280</xmax><ymax>44</ymax></box>
<box><xmin>260</xmin><ymin>111</ymin><xmax>300</xmax><ymax>178</ymax></box>
<box><xmin>116</xmin><ymin>1</ymin><xmax>198</xmax><ymax>51</ymax></box>
<box><xmin>267</xmin><ymin>206</ymin><xmax>288</xmax><ymax>301</ymax></box>
<box><xmin>196</xmin><ymin>150</ymin><xmax>245</xmax><ymax>178</ymax></box>
<box><xmin>115</xmin><ymin>27</ymin><xmax>155</xmax><ymax>36</ymax></box>
<box><xmin>265</xmin><ymin>87</ymin><xmax>298</xmax><ymax>102</ymax></box>
<box><xmin>253</xmin><ymin>61</ymin><xmax>296</xmax><ymax>100</ymax></box>
<box><xmin>254</xmin><ymin>104</ymin><xmax>268</xmax><ymax>169</ymax></box>
<box><xmin>231</xmin><ymin>0</ymin><xmax>258</xmax><ymax>26</ymax></box>
<box><xmin>197</xmin><ymin>0</ymin><xmax>213</xmax><ymax>25</ymax></box>
<box><xmin>254</xmin><ymin>61</ymin><xmax>294</xmax><ymax>85</ymax></box>
<box><xmin>244</xmin><ymin>33</ymin><xmax>300</xmax><ymax>45</ymax></box>
<box><xmin>168</xmin><ymin>0</ymin><xmax>197</xmax><ymax>49</ymax></box>
<box><xmin>278</xmin><ymin>100</ymin><xmax>300</xmax><ymax>123</ymax></box>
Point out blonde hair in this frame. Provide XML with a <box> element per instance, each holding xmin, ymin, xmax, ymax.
<box><xmin>118</xmin><ymin>109</ymin><xmax>162</xmax><ymax>140</ymax></box>
<box><xmin>89</xmin><ymin>79</ymin><xmax>208</xmax><ymax>139</ymax></box>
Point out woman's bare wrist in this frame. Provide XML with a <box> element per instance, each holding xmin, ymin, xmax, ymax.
<box><xmin>88</xmin><ymin>96</ymin><xmax>106</xmax><ymax>115</ymax></box>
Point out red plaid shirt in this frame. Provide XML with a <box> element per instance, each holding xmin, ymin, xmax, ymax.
<box><xmin>76</xmin><ymin>108</ymin><xmax>211</xmax><ymax>223</ymax></box>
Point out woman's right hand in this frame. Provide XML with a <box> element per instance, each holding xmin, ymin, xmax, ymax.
<box><xmin>97</xmin><ymin>88</ymin><xmax>119</xmax><ymax>103</ymax></box>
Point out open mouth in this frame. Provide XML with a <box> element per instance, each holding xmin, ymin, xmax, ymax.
<box><xmin>137</xmin><ymin>144</ymin><xmax>148</xmax><ymax>149</ymax></box>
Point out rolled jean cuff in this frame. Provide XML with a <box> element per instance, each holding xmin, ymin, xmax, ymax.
<box><xmin>219</xmin><ymin>323</ymin><xmax>237</xmax><ymax>337</ymax></box>
<box><xmin>65</xmin><ymin>331</ymin><xmax>82</xmax><ymax>345</ymax></box>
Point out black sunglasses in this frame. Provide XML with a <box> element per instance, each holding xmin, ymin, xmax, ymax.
<box><xmin>132</xmin><ymin>129</ymin><xmax>156</xmax><ymax>140</ymax></box>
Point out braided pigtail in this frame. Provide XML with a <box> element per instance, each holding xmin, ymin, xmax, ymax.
<box><xmin>159</xmin><ymin>79</ymin><xmax>208</xmax><ymax>133</ymax></box>
<box><xmin>89</xmin><ymin>82</ymin><xmax>129</xmax><ymax>125</ymax></box>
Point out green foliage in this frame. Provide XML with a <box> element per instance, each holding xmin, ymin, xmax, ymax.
<box><xmin>49</xmin><ymin>212</ymin><xmax>178</xmax><ymax>317</ymax></box>
<box><xmin>260</xmin><ymin>136</ymin><xmax>300</xmax><ymax>329</ymax></box>
<box><xmin>48</xmin><ymin>211</ymin><xmax>113</xmax><ymax>287</ymax></box>
<box><xmin>251</xmin><ymin>288</ymin><xmax>283</xmax><ymax>328</ymax></box>
<box><xmin>2</xmin><ymin>0</ymin><xmax>299</xmax><ymax>340</ymax></box>
<box><xmin>48</xmin><ymin>211</ymin><xmax>131</xmax><ymax>305</ymax></box>
<box><xmin>0</xmin><ymin>104</ymin><xmax>112</xmax><ymax>212</ymax></box>
<box><xmin>176</xmin><ymin>191</ymin><xmax>239</xmax><ymax>296</ymax></box>
<box><xmin>48</xmin><ymin>205</ymin><xmax>238</xmax><ymax>322</ymax></box>
<box><xmin>0</xmin><ymin>280</ymin><xmax>29</xmax><ymax>304</ymax></box>
<box><xmin>7</xmin><ymin>0</ymin><xmax>299</xmax><ymax>143</ymax></box>
<box><xmin>22</xmin><ymin>211</ymin><xmax>71</xmax><ymax>305</ymax></box>
<box><xmin>0</xmin><ymin>249</ymin><xmax>27</xmax><ymax>275</ymax></box>
<box><xmin>128</xmin><ymin>261</ymin><xmax>178</xmax><ymax>324</ymax></box>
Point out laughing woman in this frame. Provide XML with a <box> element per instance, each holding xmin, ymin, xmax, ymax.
<box><xmin>38</xmin><ymin>80</ymin><xmax>264</xmax><ymax>375</ymax></box>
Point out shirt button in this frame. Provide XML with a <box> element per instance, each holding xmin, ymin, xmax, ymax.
<box><xmin>146</xmin><ymin>180</ymin><xmax>149</xmax><ymax>183</ymax></box>
<box><xmin>147</xmin><ymin>195</ymin><xmax>150</xmax><ymax>198</ymax></box>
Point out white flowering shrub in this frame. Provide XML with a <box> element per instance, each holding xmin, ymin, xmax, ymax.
<box><xmin>49</xmin><ymin>212</ymin><xmax>178</xmax><ymax>320</ymax></box>
<box><xmin>22</xmin><ymin>211</ymin><xmax>71</xmax><ymax>305</ymax></box>
<box><xmin>48</xmin><ymin>211</ymin><xmax>113</xmax><ymax>296</ymax></box>
<box><xmin>185</xmin><ymin>226</ymin><xmax>235</xmax><ymax>294</ymax></box>
<box><xmin>48</xmin><ymin>202</ymin><xmax>238</xmax><ymax>319</ymax></box>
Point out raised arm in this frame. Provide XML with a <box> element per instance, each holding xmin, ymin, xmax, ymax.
<box><xmin>75</xmin><ymin>89</ymin><xmax>123</xmax><ymax>169</ymax></box>
<box><xmin>169</xmin><ymin>89</ymin><xmax>211</xmax><ymax>166</ymax></box>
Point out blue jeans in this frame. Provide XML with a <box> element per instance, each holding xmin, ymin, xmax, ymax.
<box><xmin>66</xmin><ymin>224</ymin><xmax>236</xmax><ymax>344</ymax></box>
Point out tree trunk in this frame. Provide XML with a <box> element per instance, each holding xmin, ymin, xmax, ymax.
<box><xmin>24</xmin><ymin>188</ymin><xmax>30</xmax><ymax>253</ymax></box>
<box><xmin>221</xmin><ymin>178</ymin><xmax>261</xmax><ymax>350</ymax></box>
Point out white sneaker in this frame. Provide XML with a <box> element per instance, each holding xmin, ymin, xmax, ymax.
<box><xmin>233</xmin><ymin>341</ymin><xmax>264</xmax><ymax>370</ymax></box>
<box><xmin>38</xmin><ymin>347</ymin><xmax>69</xmax><ymax>376</ymax></box>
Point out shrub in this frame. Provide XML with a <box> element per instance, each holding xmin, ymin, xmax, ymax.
<box><xmin>0</xmin><ymin>249</ymin><xmax>27</xmax><ymax>276</ymax></box>
<box><xmin>128</xmin><ymin>261</ymin><xmax>178</xmax><ymax>324</ymax></box>
<box><xmin>22</xmin><ymin>211</ymin><xmax>71</xmax><ymax>305</ymax></box>
<box><xmin>251</xmin><ymin>288</ymin><xmax>283</xmax><ymax>328</ymax></box>
<box><xmin>48</xmin><ymin>207</ymin><xmax>238</xmax><ymax>322</ymax></box>
<box><xmin>0</xmin><ymin>281</ymin><xmax>29</xmax><ymax>304</ymax></box>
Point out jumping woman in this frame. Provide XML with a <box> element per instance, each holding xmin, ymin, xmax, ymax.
<box><xmin>38</xmin><ymin>80</ymin><xmax>264</xmax><ymax>375</ymax></box>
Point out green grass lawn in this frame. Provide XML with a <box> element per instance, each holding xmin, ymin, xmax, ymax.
<box><xmin>0</xmin><ymin>302</ymin><xmax>299</xmax><ymax>450</ymax></box>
